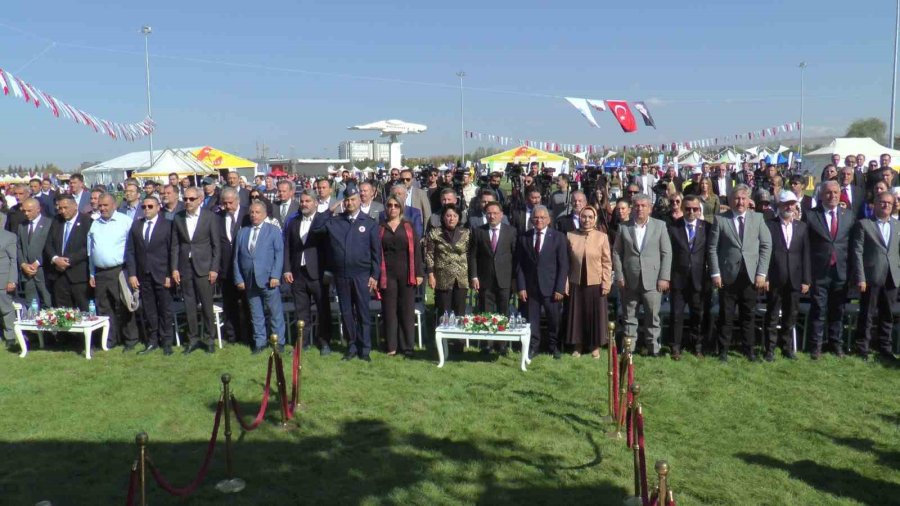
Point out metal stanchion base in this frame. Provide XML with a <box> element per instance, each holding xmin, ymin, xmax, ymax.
<box><xmin>216</xmin><ymin>478</ymin><xmax>246</xmax><ymax>493</ymax></box>
<box><xmin>622</xmin><ymin>496</ymin><xmax>642</xmax><ymax>506</ymax></box>
<box><xmin>280</xmin><ymin>422</ymin><xmax>298</xmax><ymax>432</ymax></box>
<box><xmin>600</xmin><ymin>415</ymin><xmax>615</xmax><ymax>423</ymax></box>
<box><xmin>605</xmin><ymin>430</ymin><xmax>624</xmax><ymax>439</ymax></box>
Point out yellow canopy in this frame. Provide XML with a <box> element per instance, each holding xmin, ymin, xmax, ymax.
<box><xmin>192</xmin><ymin>146</ymin><xmax>256</xmax><ymax>170</ymax></box>
<box><xmin>480</xmin><ymin>145</ymin><xmax>568</xmax><ymax>164</ymax></box>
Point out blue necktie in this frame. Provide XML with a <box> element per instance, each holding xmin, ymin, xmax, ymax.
<box><xmin>62</xmin><ymin>221</ymin><xmax>72</xmax><ymax>254</ymax></box>
<box><xmin>687</xmin><ymin>223</ymin><xmax>695</xmax><ymax>248</ymax></box>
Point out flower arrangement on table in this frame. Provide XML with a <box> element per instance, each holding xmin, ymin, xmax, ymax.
<box><xmin>461</xmin><ymin>313</ymin><xmax>509</xmax><ymax>333</ymax></box>
<box><xmin>34</xmin><ymin>308</ymin><xmax>83</xmax><ymax>331</ymax></box>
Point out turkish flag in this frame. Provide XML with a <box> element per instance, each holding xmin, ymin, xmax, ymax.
<box><xmin>605</xmin><ymin>100</ymin><xmax>638</xmax><ymax>133</ymax></box>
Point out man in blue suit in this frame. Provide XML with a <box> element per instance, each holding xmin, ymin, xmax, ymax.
<box><xmin>234</xmin><ymin>201</ymin><xmax>285</xmax><ymax>353</ymax></box>
<box><xmin>313</xmin><ymin>184</ymin><xmax>381</xmax><ymax>362</ymax></box>
<box><xmin>516</xmin><ymin>205</ymin><xmax>569</xmax><ymax>360</ymax></box>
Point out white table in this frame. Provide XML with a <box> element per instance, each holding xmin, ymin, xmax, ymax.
<box><xmin>15</xmin><ymin>316</ymin><xmax>111</xmax><ymax>360</ymax></box>
<box><xmin>435</xmin><ymin>324</ymin><xmax>532</xmax><ymax>372</ymax></box>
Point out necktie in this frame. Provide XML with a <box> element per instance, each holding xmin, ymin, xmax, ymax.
<box><xmin>829</xmin><ymin>210</ymin><xmax>838</xmax><ymax>266</ymax></box>
<box><xmin>737</xmin><ymin>216</ymin><xmax>744</xmax><ymax>242</ymax></box>
<box><xmin>281</xmin><ymin>202</ymin><xmax>288</xmax><ymax>218</ymax></box>
<box><xmin>144</xmin><ymin>220</ymin><xmax>153</xmax><ymax>244</ymax></box>
<box><xmin>490</xmin><ymin>228</ymin><xmax>498</xmax><ymax>252</ymax></box>
<box><xmin>62</xmin><ymin>221</ymin><xmax>72</xmax><ymax>254</ymax></box>
<box><xmin>534</xmin><ymin>230</ymin><xmax>542</xmax><ymax>255</ymax></box>
<box><xmin>249</xmin><ymin>226</ymin><xmax>259</xmax><ymax>254</ymax></box>
<box><xmin>687</xmin><ymin>223</ymin><xmax>695</xmax><ymax>248</ymax></box>
<box><xmin>27</xmin><ymin>222</ymin><xmax>34</xmax><ymax>243</ymax></box>
<box><xmin>229</xmin><ymin>213</ymin><xmax>237</xmax><ymax>242</ymax></box>
<box><xmin>842</xmin><ymin>187</ymin><xmax>851</xmax><ymax>205</ymax></box>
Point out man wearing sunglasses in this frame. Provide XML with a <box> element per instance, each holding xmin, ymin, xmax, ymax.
<box><xmin>400</xmin><ymin>168</ymin><xmax>431</xmax><ymax>222</ymax></box>
<box><xmin>667</xmin><ymin>195</ymin><xmax>710</xmax><ymax>360</ymax></box>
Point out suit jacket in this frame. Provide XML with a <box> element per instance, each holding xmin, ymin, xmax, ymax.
<box><xmin>667</xmin><ymin>218</ymin><xmax>709</xmax><ymax>292</ymax></box>
<box><xmin>710</xmin><ymin>175</ymin><xmax>734</xmax><ymax>204</ymax></box>
<box><xmin>362</xmin><ymin>201</ymin><xmax>384</xmax><ymax>220</ymax></box>
<box><xmin>805</xmin><ymin>206</ymin><xmax>854</xmax><ymax>283</ymax></box>
<box><xmin>36</xmin><ymin>193</ymin><xmax>56</xmax><ymax>217</ymax></box>
<box><xmin>839</xmin><ymin>184</ymin><xmax>865</xmax><ymax>219</ymax></box>
<box><xmin>852</xmin><ymin>217</ymin><xmax>900</xmax><ymax>286</ymax></box>
<box><xmin>117</xmin><ymin>201</ymin><xmax>145</xmax><ymax>221</ymax></box>
<box><xmin>73</xmin><ymin>191</ymin><xmax>92</xmax><ymax>215</ymax></box>
<box><xmin>379</xmin><ymin>207</ymin><xmax>424</xmax><ymax>239</ymax></box>
<box><xmin>556</xmin><ymin>213</ymin><xmax>583</xmax><ymax>234</ymax></box>
<box><xmin>43</xmin><ymin>213</ymin><xmax>92</xmax><ymax>283</ymax></box>
<box><xmin>273</xmin><ymin>199</ymin><xmax>300</xmax><ymax>228</ymax></box>
<box><xmin>613</xmin><ymin>218</ymin><xmax>673</xmax><ymax>292</ymax></box>
<box><xmin>234</xmin><ymin>222</ymin><xmax>284</xmax><ymax>288</ymax></box>
<box><xmin>200</xmin><ymin>191</ymin><xmax>220</xmax><ymax>211</ymax></box>
<box><xmin>125</xmin><ymin>216</ymin><xmax>173</xmax><ymax>285</ymax></box>
<box><xmin>5</xmin><ymin>205</ymin><xmax>27</xmax><ymax>234</ymax></box>
<box><xmin>170</xmin><ymin>209</ymin><xmax>222</xmax><ymax>277</ymax></box>
<box><xmin>708</xmin><ymin>211</ymin><xmax>772</xmax><ymax>285</ymax></box>
<box><xmin>0</xmin><ymin>229</ymin><xmax>18</xmax><ymax>287</ymax></box>
<box><xmin>511</xmin><ymin>207</ymin><xmax>544</xmax><ymax>235</ymax></box>
<box><xmin>766</xmin><ymin>219</ymin><xmax>811</xmax><ymax>291</ymax></box>
<box><xmin>515</xmin><ymin>227</ymin><xmax>568</xmax><ymax>297</ymax></box>
<box><xmin>17</xmin><ymin>215</ymin><xmax>52</xmax><ymax>283</ymax></box>
<box><xmin>467</xmin><ymin>223</ymin><xmax>516</xmax><ymax>289</ymax></box>
<box><xmin>409</xmin><ymin>187</ymin><xmax>432</xmax><ymax>224</ymax></box>
<box><xmin>312</xmin><ymin>211</ymin><xmax>381</xmax><ymax>279</ymax></box>
<box><xmin>566</xmin><ymin>229</ymin><xmax>612</xmax><ymax>289</ymax></box>
<box><xmin>218</xmin><ymin>207</ymin><xmax>251</xmax><ymax>278</ymax></box>
<box><xmin>425</xmin><ymin>227</ymin><xmax>471</xmax><ymax>290</ymax></box>
<box><xmin>284</xmin><ymin>212</ymin><xmax>328</xmax><ymax>280</ymax></box>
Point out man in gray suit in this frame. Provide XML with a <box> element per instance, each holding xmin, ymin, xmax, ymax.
<box><xmin>613</xmin><ymin>193</ymin><xmax>672</xmax><ymax>356</ymax></box>
<box><xmin>0</xmin><ymin>227</ymin><xmax>17</xmax><ymax>350</ymax></box>
<box><xmin>359</xmin><ymin>181</ymin><xmax>384</xmax><ymax>219</ymax></box>
<box><xmin>709</xmin><ymin>184</ymin><xmax>772</xmax><ymax>362</ymax></box>
<box><xmin>852</xmin><ymin>191</ymin><xmax>900</xmax><ymax>362</ymax></box>
<box><xmin>400</xmin><ymin>168</ymin><xmax>432</xmax><ymax>222</ymax></box>
<box><xmin>16</xmin><ymin>198</ymin><xmax>52</xmax><ymax>308</ymax></box>
<box><xmin>273</xmin><ymin>180</ymin><xmax>300</xmax><ymax>228</ymax></box>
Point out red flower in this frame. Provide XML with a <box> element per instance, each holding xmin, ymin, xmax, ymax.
<box><xmin>462</xmin><ymin>317</ymin><xmax>469</xmax><ymax>324</ymax></box>
<box><xmin>492</xmin><ymin>317</ymin><xmax>498</xmax><ymax>324</ymax></box>
<box><xmin>498</xmin><ymin>325</ymin><xmax>505</xmax><ymax>331</ymax></box>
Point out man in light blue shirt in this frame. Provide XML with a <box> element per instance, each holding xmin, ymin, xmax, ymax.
<box><xmin>88</xmin><ymin>193</ymin><xmax>138</xmax><ymax>350</ymax></box>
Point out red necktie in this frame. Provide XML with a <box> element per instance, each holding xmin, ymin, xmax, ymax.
<box><xmin>534</xmin><ymin>230</ymin><xmax>542</xmax><ymax>255</ymax></box>
<box><xmin>829</xmin><ymin>210</ymin><xmax>837</xmax><ymax>266</ymax></box>
<box><xmin>490</xmin><ymin>228</ymin><xmax>498</xmax><ymax>253</ymax></box>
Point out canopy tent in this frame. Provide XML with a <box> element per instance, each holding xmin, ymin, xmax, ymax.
<box><xmin>82</xmin><ymin>149</ymin><xmax>167</xmax><ymax>185</ymax></box>
<box><xmin>804</xmin><ymin>137</ymin><xmax>900</xmax><ymax>174</ymax></box>
<box><xmin>764</xmin><ymin>153</ymin><xmax>788</xmax><ymax>165</ymax></box>
<box><xmin>676</xmin><ymin>151</ymin><xmax>706</xmax><ymax>167</ymax></box>
<box><xmin>713</xmin><ymin>149</ymin><xmax>740</xmax><ymax>165</ymax></box>
<box><xmin>191</xmin><ymin>146</ymin><xmax>256</xmax><ymax>171</ymax></box>
<box><xmin>132</xmin><ymin>149</ymin><xmax>216</xmax><ymax>179</ymax></box>
<box><xmin>480</xmin><ymin>145</ymin><xmax>569</xmax><ymax>174</ymax></box>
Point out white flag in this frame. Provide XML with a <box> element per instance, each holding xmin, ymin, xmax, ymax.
<box><xmin>586</xmin><ymin>99</ymin><xmax>607</xmax><ymax>112</ymax></box>
<box><xmin>564</xmin><ymin>97</ymin><xmax>599</xmax><ymax>128</ymax></box>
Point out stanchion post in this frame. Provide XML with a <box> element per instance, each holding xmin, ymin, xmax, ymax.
<box><xmin>268</xmin><ymin>333</ymin><xmax>279</xmax><ymax>356</ymax></box>
<box><xmin>269</xmin><ymin>333</ymin><xmax>287</xmax><ymax>427</ymax></box>
<box><xmin>135</xmin><ymin>432</ymin><xmax>148</xmax><ymax>506</ymax></box>
<box><xmin>607</xmin><ymin>337</ymin><xmax>631</xmax><ymax>439</ymax></box>
<box><xmin>630</xmin><ymin>388</ymin><xmax>642</xmax><ymax>498</ymax></box>
<box><xmin>221</xmin><ymin>374</ymin><xmax>233</xmax><ymax>479</ymax></box>
<box><xmin>656</xmin><ymin>460</ymin><xmax>669</xmax><ymax>504</ymax></box>
<box><xmin>601</xmin><ymin>322</ymin><xmax>615</xmax><ymax>423</ymax></box>
<box><xmin>294</xmin><ymin>321</ymin><xmax>304</xmax><ymax>414</ymax></box>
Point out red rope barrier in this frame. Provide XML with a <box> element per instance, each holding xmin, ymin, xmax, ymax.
<box><xmin>231</xmin><ymin>356</ymin><xmax>274</xmax><ymax>431</ymax></box>
<box><xmin>649</xmin><ymin>492</ymin><xmax>659</xmax><ymax>506</ymax></box>
<box><xmin>125</xmin><ymin>462</ymin><xmax>137</xmax><ymax>506</ymax></box>
<box><xmin>637</xmin><ymin>412</ymin><xmax>650</xmax><ymax>506</ymax></box>
<box><xmin>274</xmin><ymin>353</ymin><xmax>291</xmax><ymax>421</ymax></box>
<box><xmin>627</xmin><ymin>361</ymin><xmax>635</xmax><ymax>405</ymax></box>
<box><xmin>146</xmin><ymin>399</ymin><xmax>223</xmax><ymax>497</ymax></box>
<box><xmin>626</xmin><ymin>407</ymin><xmax>634</xmax><ymax>448</ymax></box>
<box><xmin>611</xmin><ymin>344</ymin><xmax>619</xmax><ymax>419</ymax></box>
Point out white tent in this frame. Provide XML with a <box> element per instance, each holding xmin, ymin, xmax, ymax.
<box><xmin>804</xmin><ymin>137</ymin><xmax>900</xmax><ymax>174</ymax></box>
<box><xmin>81</xmin><ymin>149</ymin><xmax>166</xmax><ymax>186</ymax></box>
<box><xmin>713</xmin><ymin>149</ymin><xmax>740</xmax><ymax>164</ymax></box>
<box><xmin>676</xmin><ymin>151</ymin><xmax>706</xmax><ymax>166</ymax></box>
<box><xmin>132</xmin><ymin>149</ymin><xmax>215</xmax><ymax>179</ymax></box>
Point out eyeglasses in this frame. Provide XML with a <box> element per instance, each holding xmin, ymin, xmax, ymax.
<box><xmin>627</xmin><ymin>190</ymin><xmax>639</xmax><ymax>195</ymax></box>
<box><xmin>386</xmin><ymin>203</ymin><xmax>401</xmax><ymax>208</ymax></box>
<box><xmin>684</xmin><ymin>207</ymin><xmax>701</xmax><ymax>212</ymax></box>
<box><xmin>672</xmin><ymin>199</ymin><xmax>682</xmax><ymax>204</ymax></box>
<box><xmin>141</xmin><ymin>205</ymin><xmax>155</xmax><ymax>209</ymax></box>
<box><xmin>401</xmin><ymin>178</ymin><xmax>412</xmax><ymax>182</ymax></box>
<box><xmin>184</xmin><ymin>197</ymin><xmax>200</xmax><ymax>202</ymax></box>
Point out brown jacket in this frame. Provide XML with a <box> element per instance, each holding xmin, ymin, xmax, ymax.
<box><xmin>567</xmin><ymin>229</ymin><xmax>612</xmax><ymax>294</ymax></box>
<box><xmin>425</xmin><ymin>227</ymin><xmax>470</xmax><ymax>291</ymax></box>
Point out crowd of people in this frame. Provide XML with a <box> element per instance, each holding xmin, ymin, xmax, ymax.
<box><xmin>1</xmin><ymin>151</ymin><xmax>898</xmax><ymax>365</ymax></box>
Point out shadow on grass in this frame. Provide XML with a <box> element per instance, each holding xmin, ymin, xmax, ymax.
<box><xmin>810</xmin><ymin>429</ymin><xmax>900</xmax><ymax>470</ymax></box>
<box><xmin>0</xmin><ymin>418</ymin><xmax>627</xmax><ymax>505</ymax></box>
<box><xmin>737</xmin><ymin>453</ymin><xmax>900</xmax><ymax>504</ymax></box>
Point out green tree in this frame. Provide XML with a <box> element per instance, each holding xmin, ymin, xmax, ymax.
<box><xmin>845</xmin><ymin>117</ymin><xmax>887</xmax><ymax>144</ymax></box>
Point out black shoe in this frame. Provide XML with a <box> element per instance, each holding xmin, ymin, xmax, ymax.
<box><xmin>810</xmin><ymin>349</ymin><xmax>821</xmax><ymax>361</ymax></box>
<box><xmin>552</xmin><ymin>350</ymin><xmax>561</xmax><ymax>360</ymax></box>
<box><xmin>718</xmin><ymin>352</ymin><xmax>728</xmax><ymax>363</ymax></box>
<box><xmin>277</xmin><ymin>344</ymin><xmax>285</xmax><ymax>354</ymax></box>
<box><xmin>403</xmin><ymin>350</ymin><xmax>414</xmax><ymax>359</ymax></box>
<box><xmin>671</xmin><ymin>351</ymin><xmax>682</xmax><ymax>361</ymax></box>
<box><xmin>138</xmin><ymin>344</ymin><xmax>159</xmax><ymax>355</ymax></box>
<box><xmin>877</xmin><ymin>353</ymin><xmax>899</xmax><ymax>364</ymax></box>
<box><xmin>498</xmin><ymin>346</ymin><xmax>509</xmax><ymax>356</ymax></box>
<box><xmin>205</xmin><ymin>345</ymin><xmax>216</xmax><ymax>354</ymax></box>
<box><xmin>858</xmin><ymin>353</ymin><xmax>870</xmax><ymax>362</ymax></box>
<box><xmin>361</xmin><ymin>355</ymin><xmax>372</xmax><ymax>362</ymax></box>
<box><xmin>122</xmin><ymin>345</ymin><xmax>136</xmax><ymax>354</ymax></box>
<box><xmin>480</xmin><ymin>347</ymin><xmax>492</xmax><ymax>355</ymax></box>
<box><xmin>784</xmin><ymin>350</ymin><xmax>797</xmax><ymax>360</ymax></box>
<box><xmin>764</xmin><ymin>351</ymin><xmax>775</xmax><ymax>362</ymax></box>
<box><xmin>251</xmin><ymin>347</ymin><xmax>266</xmax><ymax>355</ymax></box>
<box><xmin>5</xmin><ymin>340</ymin><xmax>18</xmax><ymax>352</ymax></box>
<box><xmin>341</xmin><ymin>354</ymin><xmax>355</xmax><ymax>361</ymax></box>
<box><xmin>163</xmin><ymin>347</ymin><xmax>173</xmax><ymax>356</ymax></box>
<box><xmin>320</xmin><ymin>345</ymin><xmax>332</xmax><ymax>356</ymax></box>
<box><xmin>527</xmin><ymin>349</ymin><xmax>537</xmax><ymax>360</ymax></box>
<box><xmin>183</xmin><ymin>342</ymin><xmax>203</xmax><ymax>355</ymax></box>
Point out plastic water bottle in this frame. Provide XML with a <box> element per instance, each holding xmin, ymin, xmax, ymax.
<box><xmin>30</xmin><ymin>299</ymin><xmax>39</xmax><ymax>320</ymax></box>
<box><xmin>441</xmin><ymin>310</ymin><xmax>449</xmax><ymax>328</ymax></box>
<box><xmin>88</xmin><ymin>300</ymin><xmax>96</xmax><ymax>319</ymax></box>
<box><xmin>449</xmin><ymin>310</ymin><xmax>456</xmax><ymax>328</ymax></box>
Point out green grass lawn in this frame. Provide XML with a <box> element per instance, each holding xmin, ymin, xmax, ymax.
<box><xmin>0</xmin><ymin>339</ymin><xmax>897</xmax><ymax>505</ymax></box>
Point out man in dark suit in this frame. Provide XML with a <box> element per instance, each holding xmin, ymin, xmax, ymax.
<box><xmin>5</xmin><ymin>184</ymin><xmax>30</xmax><ymax>234</ymax></box>
<box><xmin>789</xmin><ymin>176</ymin><xmax>814</xmax><ymax>221</ymax></box>
<box><xmin>764</xmin><ymin>191</ymin><xmax>811</xmax><ymax>361</ymax></box>
<box><xmin>43</xmin><ymin>194</ymin><xmax>92</xmax><ymax>310</ymax></box>
<box><xmin>469</xmin><ymin>201</ymin><xmax>517</xmax><ymax>354</ymax></box>
<box><xmin>217</xmin><ymin>188</ymin><xmax>251</xmax><ymax>344</ymax></box>
<box><xmin>805</xmin><ymin>181</ymin><xmax>854</xmax><ymax>359</ymax></box>
<box><xmin>226</xmin><ymin>171</ymin><xmax>251</xmax><ymax>208</ymax></box>
<box><xmin>16</xmin><ymin>198</ymin><xmax>52</xmax><ymax>308</ymax></box>
<box><xmin>200</xmin><ymin>177</ymin><xmax>221</xmax><ymax>212</ymax></box>
<box><xmin>852</xmin><ymin>191</ymin><xmax>900</xmax><ymax>362</ymax></box>
<box><xmin>838</xmin><ymin>166</ymin><xmax>865</xmax><ymax>219</ymax></box>
<box><xmin>667</xmin><ymin>195</ymin><xmax>710</xmax><ymax>359</ymax></box>
<box><xmin>426</xmin><ymin>188</ymin><xmax>468</xmax><ymax>231</ymax></box>
<box><xmin>234</xmin><ymin>201</ymin><xmax>285</xmax><ymax>353</ymax></box>
<box><xmin>284</xmin><ymin>190</ymin><xmax>332</xmax><ymax>354</ymax></box>
<box><xmin>516</xmin><ymin>206</ymin><xmax>569</xmax><ymax>360</ymax></box>
<box><xmin>708</xmin><ymin>184</ymin><xmax>772</xmax><ymax>361</ymax></box>
<box><xmin>125</xmin><ymin>197</ymin><xmax>175</xmax><ymax>355</ymax></box>
<box><xmin>161</xmin><ymin>184</ymin><xmax>185</xmax><ymax>221</ymax></box>
<box><xmin>511</xmin><ymin>188</ymin><xmax>545</xmax><ymax>235</ymax></box>
<box><xmin>171</xmin><ymin>186</ymin><xmax>221</xmax><ymax>354</ymax></box>
<box><xmin>468</xmin><ymin>190</ymin><xmax>509</xmax><ymax>230</ymax></box>
<box><xmin>68</xmin><ymin>173</ymin><xmax>92</xmax><ymax>215</ymax></box>
<box><xmin>273</xmin><ymin>180</ymin><xmax>299</xmax><ymax>228</ymax></box>
<box><xmin>710</xmin><ymin>164</ymin><xmax>734</xmax><ymax>208</ymax></box>
<box><xmin>555</xmin><ymin>191</ymin><xmax>587</xmax><ymax>233</ymax></box>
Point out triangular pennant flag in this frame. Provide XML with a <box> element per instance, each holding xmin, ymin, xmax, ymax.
<box><xmin>564</xmin><ymin>97</ymin><xmax>600</xmax><ymax>128</ymax></box>
<box><xmin>0</xmin><ymin>69</ymin><xmax>8</xmax><ymax>95</ymax></box>
<box><xmin>605</xmin><ymin>100</ymin><xmax>638</xmax><ymax>133</ymax></box>
<box><xmin>5</xmin><ymin>72</ymin><xmax>22</xmax><ymax>98</ymax></box>
<box><xmin>632</xmin><ymin>101</ymin><xmax>656</xmax><ymax>128</ymax></box>
<box><xmin>586</xmin><ymin>99</ymin><xmax>607</xmax><ymax>112</ymax></box>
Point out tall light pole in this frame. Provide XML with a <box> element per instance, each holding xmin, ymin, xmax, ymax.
<box><xmin>456</xmin><ymin>71</ymin><xmax>465</xmax><ymax>169</ymax></box>
<box><xmin>890</xmin><ymin>0</ymin><xmax>900</xmax><ymax>147</ymax></box>
<box><xmin>142</xmin><ymin>26</ymin><xmax>153</xmax><ymax>168</ymax></box>
<box><xmin>798</xmin><ymin>61</ymin><xmax>806</xmax><ymax>164</ymax></box>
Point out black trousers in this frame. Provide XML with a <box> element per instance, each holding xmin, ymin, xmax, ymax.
<box><xmin>434</xmin><ymin>284</ymin><xmax>467</xmax><ymax>320</ymax></box>
<box><xmin>181</xmin><ymin>270</ymin><xmax>215</xmax><ymax>346</ymax></box>
<box><xmin>476</xmin><ymin>278</ymin><xmax>511</xmax><ymax>350</ymax></box>
<box><xmin>51</xmin><ymin>276</ymin><xmax>89</xmax><ymax>312</ymax></box>
<box><xmin>290</xmin><ymin>268</ymin><xmax>332</xmax><ymax>347</ymax></box>
<box><xmin>524</xmin><ymin>292</ymin><xmax>561</xmax><ymax>353</ymax></box>
<box><xmin>854</xmin><ymin>278</ymin><xmax>897</xmax><ymax>356</ymax></box>
<box><xmin>95</xmin><ymin>266</ymin><xmax>137</xmax><ymax>348</ymax></box>
<box><xmin>764</xmin><ymin>284</ymin><xmax>800</xmax><ymax>353</ymax></box>
<box><xmin>139</xmin><ymin>273</ymin><xmax>174</xmax><ymax>348</ymax></box>
<box><xmin>808</xmin><ymin>267</ymin><xmax>848</xmax><ymax>350</ymax></box>
<box><xmin>382</xmin><ymin>275</ymin><xmax>416</xmax><ymax>353</ymax></box>
<box><xmin>221</xmin><ymin>278</ymin><xmax>250</xmax><ymax>344</ymax></box>
<box><xmin>717</xmin><ymin>272</ymin><xmax>757</xmax><ymax>353</ymax></box>
<box><xmin>670</xmin><ymin>284</ymin><xmax>706</xmax><ymax>353</ymax></box>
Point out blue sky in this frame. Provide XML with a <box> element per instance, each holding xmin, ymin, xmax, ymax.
<box><xmin>0</xmin><ymin>0</ymin><xmax>895</xmax><ymax>168</ymax></box>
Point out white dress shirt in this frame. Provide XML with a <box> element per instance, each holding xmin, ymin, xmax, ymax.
<box><xmin>877</xmin><ymin>219</ymin><xmax>891</xmax><ymax>246</ymax></box>
<box><xmin>299</xmin><ymin>215</ymin><xmax>313</xmax><ymax>265</ymax></box>
<box><xmin>634</xmin><ymin>220</ymin><xmax>648</xmax><ymax>251</ymax></box>
<box><xmin>780</xmin><ymin>219</ymin><xmax>792</xmax><ymax>249</ymax></box>
<box><xmin>186</xmin><ymin>210</ymin><xmax>200</xmax><ymax>241</ymax></box>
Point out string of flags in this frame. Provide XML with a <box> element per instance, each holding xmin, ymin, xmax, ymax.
<box><xmin>563</xmin><ymin>97</ymin><xmax>655</xmax><ymax>132</ymax></box>
<box><xmin>465</xmin><ymin>121</ymin><xmax>801</xmax><ymax>155</ymax></box>
<box><xmin>0</xmin><ymin>65</ymin><xmax>155</xmax><ymax>141</ymax></box>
